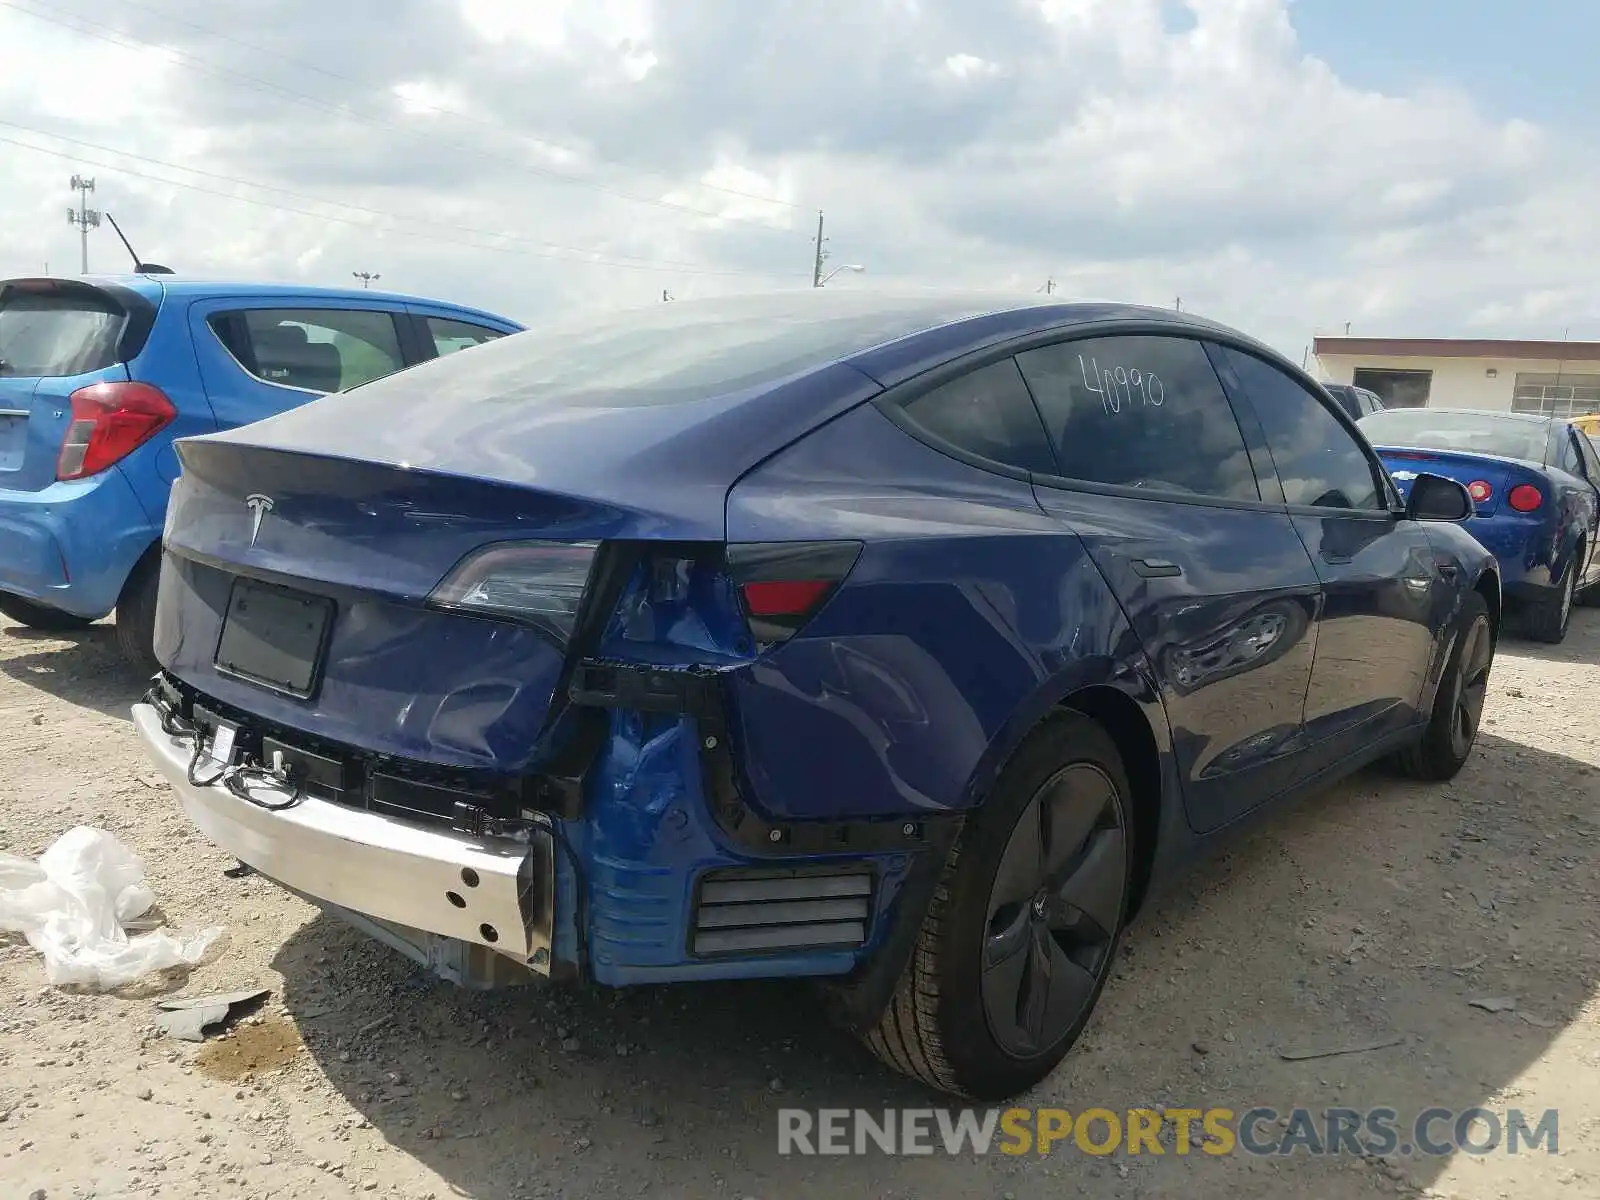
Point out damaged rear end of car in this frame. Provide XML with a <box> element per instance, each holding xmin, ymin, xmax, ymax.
<box><xmin>134</xmin><ymin>294</ymin><xmax>991</xmax><ymax>993</ymax></box>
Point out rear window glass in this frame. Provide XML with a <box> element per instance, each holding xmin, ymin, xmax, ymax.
<box><xmin>1358</xmin><ymin>410</ymin><xmax>1549</xmax><ymax>464</ymax></box>
<box><xmin>0</xmin><ymin>291</ymin><xmax>124</xmax><ymax>378</ymax></box>
<box><xmin>395</xmin><ymin>293</ymin><xmax>1007</xmax><ymax>409</ymax></box>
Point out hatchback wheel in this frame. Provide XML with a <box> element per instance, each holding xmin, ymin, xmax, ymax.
<box><xmin>861</xmin><ymin>710</ymin><xmax>1133</xmax><ymax>1099</ymax></box>
<box><xmin>1394</xmin><ymin>590</ymin><xmax>1493</xmax><ymax>781</ymax></box>
<box><xmin>114</xmin><ymin>554</ymin><xmax>161</xmax><ymax>675</ymax></box>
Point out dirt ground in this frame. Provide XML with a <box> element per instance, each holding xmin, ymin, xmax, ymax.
<box><xmin>2</xmin><ymin>610</ymin><xmax>1598</xmax><ymax>1200</ymax></box>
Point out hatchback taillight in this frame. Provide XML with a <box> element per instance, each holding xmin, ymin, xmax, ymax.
<box><xmin>56</xmin><ymin>381</ymin><xmax>176</xmax><ymax>480</ymax></box>
<box><xmin>1507</xmin><ymin>485</ymin><xmax>1543</xmax><ymax>513</ymax></box>
<box><xmin>728</xmin><ymin>541</ymin><xmax>862</xmax><ymax>646</ymax></box>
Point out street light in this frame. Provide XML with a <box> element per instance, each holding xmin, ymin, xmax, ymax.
<box><xmin>353</xmin><ymin>271</ymin><xmax>381</xmax><ymax>288</ymax></box>
<box><xmin>818</xmin><ymin>264</ymin><xmax>865</xmax><ymax>286</ymax></box>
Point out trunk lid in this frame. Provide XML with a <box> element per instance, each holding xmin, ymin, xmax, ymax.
<box><xmin>0</xmin><ymin>278</ymin><xmax>152</xmax><ymax>491</ymax></box>
<box><xmin>1372</xmin><ymin>445</ymin><xmax>1536</xmax><ymax>518</ymax></box>
<box><xmin>159</xmin><ymin>439</ymin><xmax>710</xmax><ymax>772</ymax></box>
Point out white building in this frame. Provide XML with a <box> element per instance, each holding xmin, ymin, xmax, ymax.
<box><xmin>1311</xmin><ymin>336</ymin><xmax>1600</xmax><ymax>417</ymax></box>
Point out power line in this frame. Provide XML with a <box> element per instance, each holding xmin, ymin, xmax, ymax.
<box><xmin>2</xmin><ymin>0</ymin><xmax>805</xmax><ymax>239</ymax></box>
<box><xmin>3</xmin><ymin>133</ymin><xmax>807</xmax><ymax>279</ymax></box>
<box><xmin>0</xmin><ymin>118</ymin><xmax>784</xmax><ymax>274</ymax></box>
<box><xmin>101</xmin><ymin>0</ymin><xmax>806</xmax><ymax>213</ymax></box>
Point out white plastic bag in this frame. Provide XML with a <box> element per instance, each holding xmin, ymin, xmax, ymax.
<box><xmin>0</xmin><ymin>826</ymin><xmax>221</xmax><ymax>989</ymax></box>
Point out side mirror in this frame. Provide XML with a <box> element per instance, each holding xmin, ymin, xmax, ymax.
<box><xmin>1404</xmin><ymin>472</ymin><xmax>1474</xmax><ymax>522</ymax></box>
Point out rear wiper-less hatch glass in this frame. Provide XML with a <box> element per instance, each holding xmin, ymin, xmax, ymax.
<box><xmin>0</xmin><ymin>292</ymin><xmax>126</xmax><ymax>378</ymax></box>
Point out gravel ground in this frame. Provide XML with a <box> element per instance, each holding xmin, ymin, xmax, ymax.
<box><xmin>2</xmin><ymin>610</ymin><xmax>1598</xmax><ymax>1200</ymax></box>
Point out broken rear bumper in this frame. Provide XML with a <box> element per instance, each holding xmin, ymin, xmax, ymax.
<box><xmin>131</xmin><ymin>702</ymin><xmax>555</xmax><ymax>978</ymax></box>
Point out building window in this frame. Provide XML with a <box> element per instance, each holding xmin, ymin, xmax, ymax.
<box><xmin>1351</xmin><ymin>367</ymin><xmax>1432</xmax><ymax>409</ymax></box>
<box><xmin>1511</xmin><ymin>372</ymin><xmax>1600</xmax><ymax>418</ymax></box>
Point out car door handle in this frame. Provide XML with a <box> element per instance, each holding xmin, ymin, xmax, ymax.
<box><xmin>1131</xmin><ymin>558</ymin><xmax>1182</xmax><ymax>578</ymax></box>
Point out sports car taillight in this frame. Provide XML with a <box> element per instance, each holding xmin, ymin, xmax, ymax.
<box><xmin>56</xmin><ymin>381</ymin><xmax>176</xmax><ymax>480</ymax></box>
<box><xmin>428</xmin><ymin>540</ymin><xmax>598</xmax><ymax>642</ymax></box>
<box><xmin>727</xmin><ymin>541</ymin><xmax>863</xmax><ymax>645</ymax></box>
<box><xmin>1507</xmin><ymin>485</ymin><xmax>1543</xmax><ymax>513</ymax></box>
<box><xmin>1467</xmin><ymin>480</ymin><xmax>1493</xmax><ymax>504</ymax></box>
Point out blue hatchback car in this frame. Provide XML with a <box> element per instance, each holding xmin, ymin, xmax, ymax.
<box><xmin>0</xmin><ymin>274</ymin><xmax>522</xmax><ymax>668</ymax></box>
<box><xmin>1360</xmin><ymin>407</ymin><xmax>1600</xmax><ymax>643</ymax></box>
<box><xmin>135</xmin><ymin>293</ymin><xmax>1498</xmax><ymax>1099</ymax></box>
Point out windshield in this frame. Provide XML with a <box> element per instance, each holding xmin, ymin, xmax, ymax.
<box><xmin>0</xmin><ymin>291</ymin><xmax>124</xmax><ymax>378</ymax></box>
<box><xmin>1358</xmin><ymin>409</ymin><xmax>1549</xmax><ymax>463</ymax></box>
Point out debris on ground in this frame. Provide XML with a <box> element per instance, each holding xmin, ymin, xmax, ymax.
<box><xmin>1468</xmin><ymin>996</ymin><xmax>1518</xmax><ymax>1014</ymax></box>
<box><xmin>1278</xmin><ymin>1036</ymin><xmax>1406</xmax><ymax>1062</ymax></box>
<box><xmin>154</xmin><ymin>988</ymin><xmax>271</xmax><ymax>1041</ymax></box>
<box><xmin>0</xmin><ymin>826</ymin><xmax>222</xmax><ymax>989</ymax></box>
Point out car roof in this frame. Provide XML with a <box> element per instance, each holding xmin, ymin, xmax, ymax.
<box><xmin>68</xmin><ymin>274</ymin><xmax>518</xmax><ymax>326</ymax></box>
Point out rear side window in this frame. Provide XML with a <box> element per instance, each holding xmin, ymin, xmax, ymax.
<box><xmin>1557</xmin><ymin>432</ymin><xmax>1583</xmax><ymax>476</ymax></box>
<box><xmin>1221</xmin><ymin>348</ymin><xmax>1384</xmax><ymax>511</ymax></box>
<box><xmin>1016</xmin><ymin>334</ymin><xmax>1260</xmax><ymax>501</ymax></box>
<box><xmin>897</xmin><ymin>358</ymin><xmax>1056</xmax><ymax>473</ymax></box>
<box><xmin>426</xmin><ymin>317</ymin><xmax>506</xmax><ymax>358</ymax></box>
<box><xmin>1579</xmin><ymin>432</ymin><xmax>1600</xmax><ymax>480</ymax></box>
<box><xmin>0</xmin><ymin>291</ymin><xmax>124</xmax><ymax>378</ymax></box>
<box><xmin>213</xmin><ymin>309</ymin><xmax>405</xmax><ymax>394</ymax></box>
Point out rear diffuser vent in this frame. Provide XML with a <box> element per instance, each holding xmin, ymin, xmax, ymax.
<box><xmin>692</xmin><ymin>867</ymin><xmax>874</xmax><ymax>956</ymax></box>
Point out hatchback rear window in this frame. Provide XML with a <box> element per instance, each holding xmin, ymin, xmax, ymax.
<box><xmin>0</xmin><ymin>290</ymin><xmax>124</xmax><ymax>378</ymax></box>
<box><xmin>1359</xmin><ymin>410</ymin><xmax>1549</xmax><ymax>463</ymax></box>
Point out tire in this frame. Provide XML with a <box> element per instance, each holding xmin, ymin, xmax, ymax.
<box><xmin>114</xmin><ymin>553</ymin><xmax>161</xmax><ymax>675</ymax></box>
<box><xmin>859</xmin><ymin>710</ymin><xmax>1135</xmax><ymax>1100</ymax></box>
<box><xmin>1393</xmin><ymin>590</ymin><xmax>1494</xmax><ymax>782</ymax></box>
<box><xmin>0</xmin><ymin>594</ymin><xmax>95</xmax><ymax>632</ymax></box>
<box><xmin>1521</xmin><ymin>565</ymin><xmax>1575</xmax><ymax>644</ymax></box>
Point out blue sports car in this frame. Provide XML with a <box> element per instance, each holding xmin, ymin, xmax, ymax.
<box><xmin>135</xmin><ymin>293</ymin><xmax>1499</xmax><ymax>1099</ymax></box>
<box><xmin>1359</xmin><ymin>407</ymin><xmax>1600</xmax><ymax>643</ymax></box>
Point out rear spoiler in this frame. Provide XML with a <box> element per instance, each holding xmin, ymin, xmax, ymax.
<box><xmin>0</xmin><ymin>277</ymin><xmax>161</xmax><ymax>364</ymax></box>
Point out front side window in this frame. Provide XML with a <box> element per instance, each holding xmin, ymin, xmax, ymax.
<box><xmin>1223</xmin><ymin>348</ymin><xmax>1384</xmax><ymax>512</ymax></box>
<box><xmin>1578</xmin><ymin>432</ymin><xmax>1600</xmax><ymax>483</ymax></box>
<box><xmin>214</xmin><ymin>309</ymin><xmax>405</xmax><ymax>393</ymax></box>
<box><xmin>427</xmin><ymin>317</ymin><xmax>507</xmax><ymax>358</ymax></box>
<box><xmin>1015</xmin><ymin>334</ymin><xmax>1260</xmax><ymax>501</ymax></box>
<box><xmin>896</xmin><ymin>357</ymin><xmax>1055</xmax><ymax>474</ymax></box>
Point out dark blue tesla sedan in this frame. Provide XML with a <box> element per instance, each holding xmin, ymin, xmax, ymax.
<box><xmin>134</xmin><ymin>292</ymin><xmax>1499</xmax><ymax>1099</ymax></box>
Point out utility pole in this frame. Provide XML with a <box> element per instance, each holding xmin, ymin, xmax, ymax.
<box><xmin>1175</xmin><ymin>296</ymin><xmax>1182</xmax><ymax>311</ymax></box>
<box><xmin>662</xmin><ymin>289</ymin><xmax>673</xmax><ymax>302</ymax></box>
<box><xmin>1038</xmin><ymin>278</ymin><xmax>1055</xmax><ymax>295</ymax></box>
<box><xmin>353</xmin><ymin>271</ymin><xmax>380</xmax><ymax>288</ymax></box>
<box><xmin>67</xmin><ymin>176</ymin><xmax>100</xmax><ymax>274</ymax></box>
<box><xmin>811</xmin><ymin>210</ymin><xmax>827</xmax><ymax>288</ymax></box>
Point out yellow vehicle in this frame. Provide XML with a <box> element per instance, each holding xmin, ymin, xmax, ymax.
<box><xmin>1573</xmin><ymin>413</ymin><xmax>1600</xmax><ymax>439</ymax></box>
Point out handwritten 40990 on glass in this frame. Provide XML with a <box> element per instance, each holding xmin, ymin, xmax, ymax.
<box><xmin>1078</xmin><ymin>353</ymin><xmax>1164</xmax><ymax>415</ymax></box>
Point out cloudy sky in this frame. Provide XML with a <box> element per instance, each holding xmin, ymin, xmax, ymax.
<box><xmin>0</xmin><ymin>0</ymin><xmax>1594</xmax><ymax>359</ymax></box>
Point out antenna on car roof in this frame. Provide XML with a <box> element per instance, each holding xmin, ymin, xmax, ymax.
<box><xmin>103</xmin><ymin>212</ymin><xmax>174</xmax><ymax>275</ymax></box>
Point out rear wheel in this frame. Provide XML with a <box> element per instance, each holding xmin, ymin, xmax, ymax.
<box><xmin>1521</xmin><ymin>566</ymin><xmax>1574</xmax><ymax>644</ymax></box>
<box><xmin>859</xmin><ymin>711</ymin><xmax>1133</xmax><ymax>1099</ymax></box>
<box><xmin>1393</xmin><ymin>591</ymin><xmax>1493</xmax><ymax>781</ymax></box>
<box><xmin>114</xmin><ymin>553</ymin><xmax>160</xmax><ymax>675</ymax></box>
<box><xmin>0</xmin><ymin>594</ymin><xmax>95</xmax><ymax>632</ymax></box>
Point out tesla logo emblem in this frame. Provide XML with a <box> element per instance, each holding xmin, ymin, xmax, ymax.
<box><xmin>245</xmin><ymin>494</ymin><xmax>275</xmax><ymax>546</ymax></box>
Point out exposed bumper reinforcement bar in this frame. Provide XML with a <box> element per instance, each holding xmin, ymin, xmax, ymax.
<box><xmin>132</xmin><ymin>702</ymin><xmax>555</xmax><ymax>976</ymax></box>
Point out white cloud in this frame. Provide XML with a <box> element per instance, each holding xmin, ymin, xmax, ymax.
<box><xmin>0</xmin><ymin>0</ymin><xmax>1594</xmax><ymax>354</ymax></box>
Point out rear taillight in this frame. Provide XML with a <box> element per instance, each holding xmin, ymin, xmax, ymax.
<box><xmin>728</xmin><ymin>541</ymin><xmax>862</xmax><ymax>646</ymax></box>
<box><xmin>1508</xmin><ymin>485</ymin><xmax>1543</xmax><ymax>513</ymax></box>
<box><xmin>1467</xmin><ymin>480</ymin><xmax>1493</xmax><ymax>504</ymax></box>
<box><xmin>428</xmin><ymin>540</ymin><xmax>598</xmax><ymax>642</ymax></box>
<box><xmin>56</xmin><ymin>381</ymin><xmax>176</xmax><ymax>480</ymax></box>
